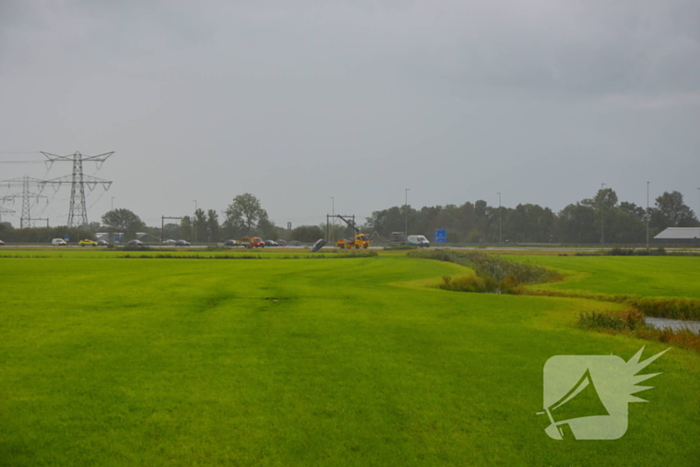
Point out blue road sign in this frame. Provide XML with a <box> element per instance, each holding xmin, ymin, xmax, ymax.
<box><xmin>435</xmin><ymin>228</ymin><xmax>446</xmax><ymax>243</ymax></box>
<box><xmin>63</xmin><ymin>235</ymin><xmax>69</xmax><ymax>241</ymax></box>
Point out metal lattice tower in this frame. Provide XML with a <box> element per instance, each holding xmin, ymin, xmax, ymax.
<box><xmin>22</xmin><ymin>176</ymin><xmax>30</xmax><ymax>227</ymax></box>
<box><xmin>0</xmin><ymin>176</ymin><xmax>48</xmax><ymax>228</ymax></box>
<box><xmin>41</xmin><ymin>151</ymin><xmax>114</xmax><ymax>227</ymax></box>
<box><xmin>70</xmin><ymin>154</ymin><xmax>85</xmax><ymax>227</ymax></box>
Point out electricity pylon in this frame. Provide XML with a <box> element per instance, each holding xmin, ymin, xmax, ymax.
<box><xmin>0</xmin><ymin>176</ymin><xmax>48</xmax><ymax>228</ymax></box>
<box><xmin>0</xmin><ymin>175</ymin><xmax>48</xmax><ymax>229</ymax></box>
<box><xmin>40</xmin><ymin>151</ymin><xmax>113</xmax><ymax>227</ymax></box>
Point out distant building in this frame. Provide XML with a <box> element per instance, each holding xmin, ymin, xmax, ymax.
<box><xmin>654</xmin><ymin>227</ymin><xmax>700</xmax><ymax>244</ymax></box>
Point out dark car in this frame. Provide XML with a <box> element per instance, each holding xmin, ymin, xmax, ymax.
<box><xmin>127</xmin><ymin>240</ymin><xmax>143</xmax><ymax>247</ymax></box>
<box><xmin>276</xmin><ymin>239</ymin><xmax>287</xmax><ymax>247</ymax></box>
<box><xmin>310</xmin><ymin>239</ymin><xmax>327</xmax><ymax>252</ymax></box>
<box><xmin>223</xmin><ymin>239</ymin><xmax>240</xmax><ymax>248</ymax></box>
<box><xmin>97</xmin><ymin>239</ymin><xmax>109</xmax><ymax>246</ymax></box>
<box><xmin>175</xmin><ymin>240</ymin><xmax>191</xmax><ymax>246</ymax></box>
<box><xmin>264</xmin><ymin>240</ymin><xmax>278</xmax><ymax>247</ymax></box>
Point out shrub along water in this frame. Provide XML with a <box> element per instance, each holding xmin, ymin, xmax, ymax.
<box><xmin>439</xmin><ymin>275</ymin><xmax>500</xmax><ymax>293</ymax></box>
<box><xmin>408</xmin><ymin>249</ymin><xmax>560</xmax><ymax>294</ymax></box>
<box><xmin>578</xmin><ymin>310</ymin><xmax>646</xmax><ymax>332</ymax></box>
<box><xmin>626</xmin><ymin>297</ymin><xmax>700</xmax><ymax>321</ymax></box>
<box><xmin>578</xmin><ymin>310</ymin><xmax>700</xmax><ymax>352</ymax></box>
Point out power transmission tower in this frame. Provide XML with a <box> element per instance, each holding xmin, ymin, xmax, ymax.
<box><xmin>0</xmin><ymin>176</ymin><xmax>48</xmax><ymax>228</ymax></box>
<box><xmin>40</xmin><ymin>151</ymin><xmax>114</xmax><ymax>227</ymax></box>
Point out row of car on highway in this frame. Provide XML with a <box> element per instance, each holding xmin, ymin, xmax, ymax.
<box><xmin>0</xmin><ymin>237</ymin><xmax>307</xmax><ymax>247</ymax></box>
<box><xmin>222</xmin><ymin>238</ymin><xmax>299</xmax><ymax>248</ymax></box>
<box><xmin>50</xmin><ymin>238</ymin><xmax>110</xmax><ymax>246</ymax></box>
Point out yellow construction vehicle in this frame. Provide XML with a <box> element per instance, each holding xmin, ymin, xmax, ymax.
<box><xmin>336</xmin><ymin>233</ymin><xmax>370</xmax><ymax>249</ymax></box>
<box><xmin>332</xmin><ymin>215</ymin><xmax>370</xmax><ymax>249</ymax></box>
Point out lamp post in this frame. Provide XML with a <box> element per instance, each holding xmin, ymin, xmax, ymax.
<box><xmin>497</xmin><ymin>192</ymin><xmax>502</xmax><ymax>244</ymax></box>
<box><xmin>405</xmin><ymin>188</ymin><xmax>410</xmax><ymax>242</ymax></box>
<box><xmin>646</xmin><ymin>182</ymin><xmax>650</xmax><ymax>250</ymax></box>
<box><xmin>330</xmin><ymin>196</ymin><xmax>334</xmax><ymax>241</ymax></box>
<box><xmin>600</xmin><ymin>183</ymin><xmax>606</xmax><ymax>247</ymax></box>
<box><xmin>193</xmin><ymin>200</ymin><xmax>198</xmax><ymax>243</ymax></box>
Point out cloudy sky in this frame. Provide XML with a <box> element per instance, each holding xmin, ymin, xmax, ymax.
<box><xmin>1</xmin><ymin>0</ymin><xmax>699</xmax><ymax>229</ymax></box>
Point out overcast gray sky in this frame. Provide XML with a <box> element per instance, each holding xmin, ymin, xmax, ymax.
<box><xmin>1</xmin><ymin>0</ymin><xmax>699</xmax><ymax>229</ymax></box>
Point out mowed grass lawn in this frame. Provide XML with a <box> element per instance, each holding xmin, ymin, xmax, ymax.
<box><xmin>504</xmin><ymin>255</ymin><xmax>700</xmax><ymax>298</ymax></box>
<box><xmin>1</xmin><ymin>253</ymin><xmax>698</xmax><ymax>466</ymax></box>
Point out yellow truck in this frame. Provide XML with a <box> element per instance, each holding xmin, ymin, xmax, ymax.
<box><xmin>336</xmin><ymin>233</ymin><xmax>370</xmax><ymax>249</ymax></box>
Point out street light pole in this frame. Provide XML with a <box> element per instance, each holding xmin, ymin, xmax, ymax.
<box><xmin>646</xmin><ymin>182</ymin><xmax>650</xmax><ymax>250</ymax></box>
<box><xmin>601</xmin><ymin>183</ymin><xmax>606</xmax><ymax>247</ymax></box>
<box><xmin>193</xmin><ymin>200</ymin><xmax>198</xmax><ymax>243</ymax></box>
<box><xmin>497</xmin><ymin>192</ymin><xmax>502</xmax><ymax>244</ymax></box>
<box><xmin>405</xmin><ymin>188</ymin><xmax>410</xmax><ymax>242</ymax></box>
<box><xmin>330</xmin><ymin>196</ymin><xmax>334</xmax><ymax>241</ymax></box>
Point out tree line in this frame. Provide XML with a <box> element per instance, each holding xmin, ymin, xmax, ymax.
<box><xmin>366</xmin><ymin>189</ymin><xmax>699</xmax><ymax>244</ymax></box>
<box><xmin>1</xmin><ymin>189</ymin><xmax>697</xmax><ymax>244</ymax></box>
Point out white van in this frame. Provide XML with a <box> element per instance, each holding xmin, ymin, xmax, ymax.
<box><xmin>52</xmin><ymin>238</ymin><xmax>67</xmax><ymax>246</ymax></box>
<box><xmin>407</xmin><ymin>235</ymin><xmax>430</xmax><ymax>248</ymax></box>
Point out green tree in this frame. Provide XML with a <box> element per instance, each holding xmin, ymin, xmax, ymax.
<box><xmin>193</xmin><ymin>208</ymin><xmax>207</xmax><ymax>242</ymax></box>
<box><xmin>224</xmin><ymin>194</ymin><xmax>269</xmax><ymax>237</ymax></box>
<box><xmin>162</xmin><ymin>223</ymin><xmax>179</xmax><ymax>241</ymax></box>
<box><xmin>365</xmin><ymin>206</ymin><xmax>404</xmax><ymax>237</ymax></box>
<box><xmin>557</xmin><ymin>203</ymin><xmax>597</xmax><ymax>243</ymax></box>
<box><xmin>619</xmin><ymin>202</ymin><xmax>645</xmax><ymax>220</ymax></box>
<box><xmin>291</xmin><ymin>225</ymin><xmax>324</xmax><ymax>243</ymax></box>
<box><xmin>651</xmin><ymin>191</ymin><xmax>699</xmax><ymax>229</ymax></box>
<box><xmin>257</xmin><ymin>217</ymin><xmax>278</xmax><ymax>240</ymax></box>
<box><xmin>605</xmin><ymin>208</ymin><xmax>645</xmax><ymax>243</ymax></box>
<box><xmin>180</xmin><ymin>216</ymin><xmax>192</xmax><ymax>241</ymax></box>
<box><xmin>101</xmin><ymin>208</ymin><xmax>145</xmax><ymax>241</ymax></box>
<box><xmin>590</xmin><ymin>188</ymin><xmax>618</xmax><ymax>210</ymax></box>
<box><xmin>206</xmin><ymin>209</ymin><xmax>220</xmax><ymax>242</ymax></box>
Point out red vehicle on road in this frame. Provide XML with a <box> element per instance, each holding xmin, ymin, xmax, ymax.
<box><xmin>241</xmin><ymin>236</ymin><xmax>265</xmax><ymax>248</ymax></box>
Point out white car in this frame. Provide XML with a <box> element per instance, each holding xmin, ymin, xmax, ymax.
<box><xmin>51</xmin><ymin>238</ymin><xmax>67</xmax><ymax>246</ymax></box>
<box><xmin>407</xmin><ymin>235</ymin><xmax>430</xmax><ymax>248</ymax></box>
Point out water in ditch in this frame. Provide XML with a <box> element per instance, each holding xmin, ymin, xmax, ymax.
<box><xmin>645</xmin><ymin>317</ymin><xmax>700</xmax><ymax>334</ymax></box>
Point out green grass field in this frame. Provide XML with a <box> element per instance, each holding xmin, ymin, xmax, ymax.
<box><xmin>1</xmin><ymin>252</ymin><xmax>698</xmax><ymax>466</ymax></box>
<box><xmin>505</xmin><ymin>255</ymin><xmax>700</xmax><ymax>298</ymax></box>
